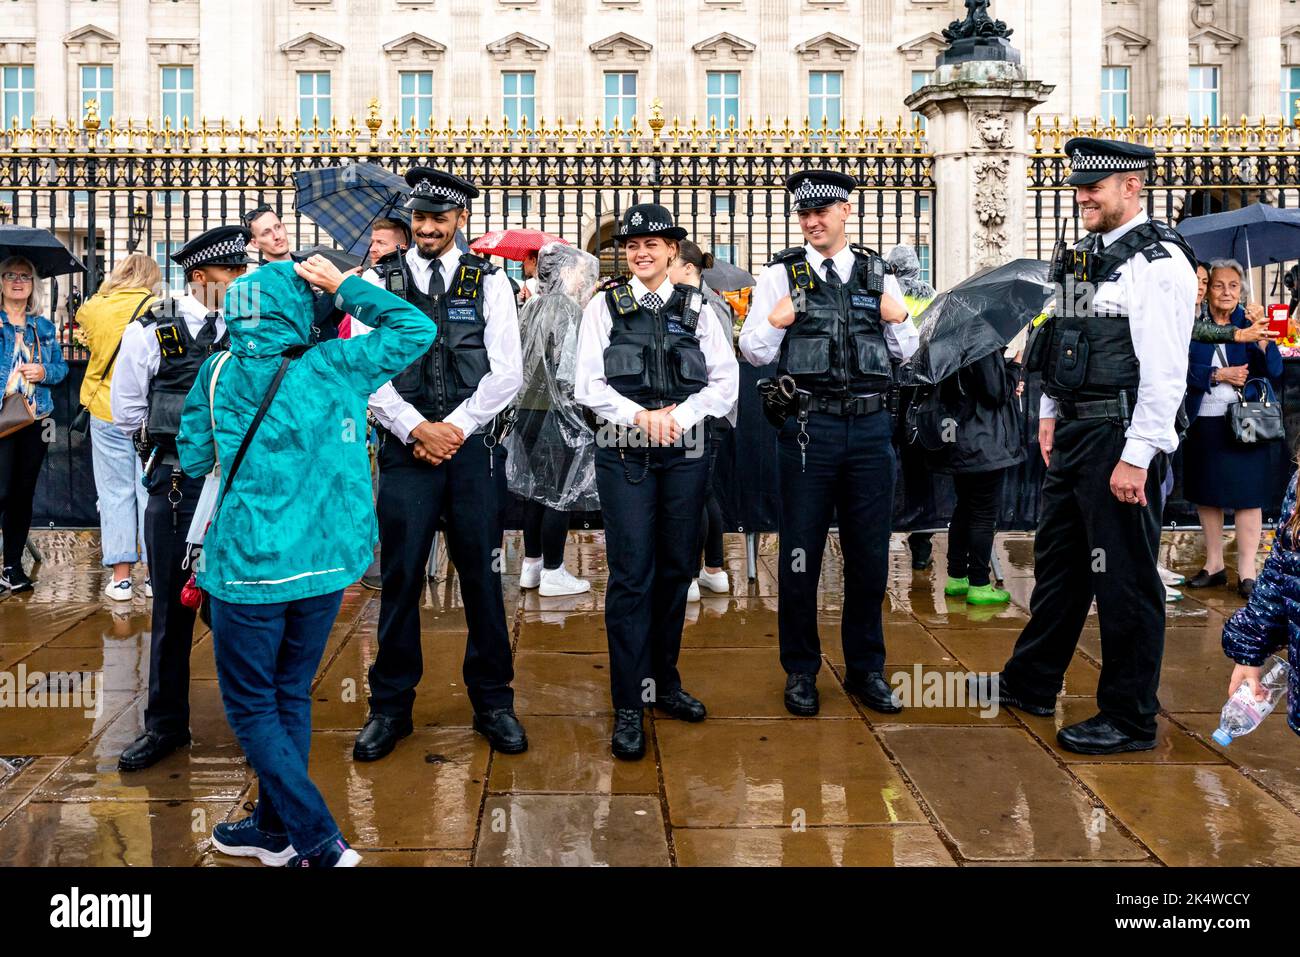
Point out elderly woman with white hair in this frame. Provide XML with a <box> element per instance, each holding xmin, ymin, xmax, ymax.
<box><xmin>1182</xmin><ymin>258</ymin><xmax>1284</xmax><ymax>599</ymax></box>
<box><xmin>0</xmin><ymin>255</ymin><xmax>68</xmax><ymax>591</ymax></box>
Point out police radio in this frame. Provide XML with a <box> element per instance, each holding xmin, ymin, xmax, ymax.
<box><xmin>375</xmin><ymin>249</ymin><xmax>407</xmax><ymax>299</ymax></box>
<box><xmin>865</xmin><ymin>255</ymin><xmax>886</xmax><ymax>296</ymax></box>
<box><xmin>1047</xmin><ymin>220</ymin><xmax>1070</xmax><ymax>287</ymax></box>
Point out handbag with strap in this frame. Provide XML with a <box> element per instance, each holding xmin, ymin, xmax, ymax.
<box><xmin>70</xmin><ymin>292</ymin><xmax>154</xmax><ymax>436</ymax></box>
<box><xmin>0</xmin><ymin>330</ymin><xmax>41</xmax><ymax>440</ymax></box>
<box><xmin>1228</xmin><ymin>377</ymin><xmax>1285</xmax><ymax>445</ymax></box>
<box><xmin>179</xmin><ymin>345</ymin><xmax>309</xmax><ymax>611</ymax></box>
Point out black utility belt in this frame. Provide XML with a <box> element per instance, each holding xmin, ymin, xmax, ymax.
<box><xmin>798</xmin><ymin>392</ymin><xmax>888</xmax><ymax>417</ymax></box>
<box><xmin>1052</xmin><ymin>392</ymin><xmax>1133</xmax><ymax>423</ymax></box>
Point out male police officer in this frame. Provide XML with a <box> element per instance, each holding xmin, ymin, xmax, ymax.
<box><xmin>739</xmin><ymin>170</ymin><xmax>917</xmax><ymax>717</ymax></box>
<box><xmin>351</xmin><ymin>168</ymin><xmax>526</xmax><ymax>761</ymax></box>
<box><xmin>976</xmin><ymin>138</ymin><xmax>1197</xmax><ymax>753</ymax></box>
<box><xmin>110</xmin><ymin>225</ymin><xmax>252</xmax><ymax>770</ymax></box>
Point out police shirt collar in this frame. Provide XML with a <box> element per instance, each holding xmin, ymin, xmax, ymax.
<box><xmin>178</xmin><ymin>291</ymin><xmax>221</xmax><ymax>326</ymax></box>
<box><xmin>406</xmin><ymin>243</ymin><xmax>461</xmax><ymax>283</ymax></box>
<box><xmin>630</xmin><ymin>275</ymin><xmax>674</xmax><ymax>304</ymax></box>
<box><xmin>804</xmin><ymin>241</ymin><xmax>853</xmax><ymax>280</ymax></box>
<box><xmin>1100</xmin><ymin>209</ymin><xmax>1148</xmax><ymax>249</ymax></box>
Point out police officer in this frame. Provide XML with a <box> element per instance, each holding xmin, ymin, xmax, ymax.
<box><xmin>575</xmin><ymin>204</ymin><xmax>739</xmax><ymax>759</ymax></box>
<box><xmin>351</xmin><ymin>168</ymin><xmax>527</xmax><ymax>761</ymax></box>
<box><xmin>110</xmin><ymin>225</ymin><xmax>253</xmax><ymax>770</ymax></box>
<box><xmin>739</xmin><ymin>170</ymin><xmax>917</xmax><ymax>717</ymax></box>
<box><xmin>976</xmin><ymin>138</ymin><xmax>1197</xmax><ymax>753</ymax></box>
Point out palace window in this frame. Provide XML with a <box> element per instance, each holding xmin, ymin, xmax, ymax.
<box><xmin>808</xmin><ymin>71</ymin><xmax>842</xmax><ymax>129</ymax></box>
<box><xmin>604</xmin><ymin>72</ymin><xmax>637</xmax><ymax>129</ymax></box>
<box><xmin>2</xmin><ymin>66</ymin><xmax>35</xmax><ymax>127</ymax></box>
<box><xmin>80</xmin><ymin>66</ymin><xmax>114</xmax><ymax>123</ymax></box>
<box><xmin>399</xmin><ymin>71</ymin><xmax>433</xmax><ymax>129</ymax></box>
<box><xmin>706</xmin><ymin>71</ymin><xmax>739</xmax><ymax>128</ymax></box>
<box><xmin>1188</xmin><ymin>66</ymin><xmax>1220</xmax><ymax>126</ymax></box>
<box><xmin>160</xmin><ymin>67</ymin><xmax>194</xmax><ymax>127</ymax></box>
<box><xmin>297</xmin><ymin>71</ymin><xmax>332</xmax><ymax>128</ymax></box>
<box><xmin>1101</xmin><ymin>66</ymin><xmax>1130</xmax><ymax>126</ymax></box>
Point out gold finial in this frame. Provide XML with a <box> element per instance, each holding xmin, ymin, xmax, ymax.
<box><xmin>366</xmin><ymin>97</ymin><xmax>382</xmax><ymax>134</ymax></box>
<box><xmin>83</xmin><ymin>98</ymin><xmax>100</xmax><ymax>132</ymax></box>
<box><xmin>648</xmin><ymin>97</ymin><xmax>665</xmax><ymax>137</ymax></box>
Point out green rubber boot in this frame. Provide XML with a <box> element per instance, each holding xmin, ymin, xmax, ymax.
<box><xmin>943</xmin><ymin>576</ymin><xmax>969</xmax><ymax>597</ymax></box>
<box><xmin>966</xmin><ymin>583</ymin><xmax>1011</xmax><ymax>605</ymax></box>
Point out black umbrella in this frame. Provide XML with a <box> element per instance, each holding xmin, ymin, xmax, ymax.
<box><xmin>294</xmin><ymin>245</ymin><xmax>364</xmax><ymax>272</ymax></box>
<box><xmin>702</xmin><ymin>259</ymin><xmax>755</xmax><ymax>291</ymax></box>
<box><xmin>901</xmin><ymin>258</ymin><xmax>1053</xmax><ymax>387</ymax></box>
<box><xmin>0</xmin><ymin>226</ymin><xmax>85</xmax><ymax>278</ymax></box>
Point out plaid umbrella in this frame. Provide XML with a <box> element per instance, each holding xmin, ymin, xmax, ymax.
<box><xmin>470</xmin><ymin>229</ymin><xmax>568</xmax><ymax>262</ymax></box>
<box><xmin>292</xmin><ymin>164</ymin><xmax>411</xmax><ymax>258</ymax></box>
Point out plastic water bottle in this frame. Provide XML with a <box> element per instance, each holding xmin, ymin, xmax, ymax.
<box><xmin>1212</xmin><ymin>655</ymin><xmax>1292</xmax><ymax>746</ymax></box>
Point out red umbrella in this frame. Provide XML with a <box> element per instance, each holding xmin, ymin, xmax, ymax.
<box><xmin>470</xmin><ymin>229</ymin><xmax>569</xmax><ymax>262</ymax></box>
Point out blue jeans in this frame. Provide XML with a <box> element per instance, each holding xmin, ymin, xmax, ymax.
<box><xmin>90</xmin><ymin>416</ymin><xmax>148</xmax><ymax>566</ymax></box>
<box><xmin>210</xmin><ymin>590</ymin><xmax>344</xmax><ymax>856</ymax></box>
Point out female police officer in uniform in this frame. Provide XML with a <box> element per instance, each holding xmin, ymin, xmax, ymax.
<box><xmin>575</xmin><ymin>204</ymin><xmax>739</xmax><ymax>760</ymax></box>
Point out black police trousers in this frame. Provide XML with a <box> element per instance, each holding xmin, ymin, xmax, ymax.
<box><xmin>776</xmin><ymin>409</ymin><xmax>895</xmax><ymax>678</ymax></box>
<box><xmin>595</xmin><ymin>438</ymin><xmax>708</xmax><ymax>710</ymax></box>
<box><xmin>1002</xmin><ymin>418</ymin><xmax>1166</xmax><ymax>737</ymax></box>
<box><xmin>369</xmin><ymin>433</ymin><xmax>514</xmax><ymax>716</ymax></box>
<box><xmin>142</xmin><ymin>467</ymin><xmax>203</xmax><ymax>736</ymax></box>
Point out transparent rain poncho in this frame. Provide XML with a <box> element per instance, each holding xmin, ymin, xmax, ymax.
<box><xmin>504</xmin><ymin>242</ymin><xmax>602</xmax><ymax>511</ymax></box>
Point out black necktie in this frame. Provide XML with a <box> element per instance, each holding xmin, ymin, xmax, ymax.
<box><xmin>822</xmin><ymin>260</ymin><xmax>842</xmax><ymax>288</ymax></box>
<box><xmin>641</xmin><ymin>292</ymin><xmax>663</xmax><ymax>311</ymax></box>
<box><xmin>429</xmin><ymin>261</ymin><xmax>446</xmax><ymax>298</ymax></box>
<box><xmin>196</xmin><ymin>313</ymin><xmax>219</xmax><ymax>351</ymax></box>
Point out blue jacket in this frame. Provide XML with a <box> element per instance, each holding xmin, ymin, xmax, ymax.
<box><xmin>1222</xmin><ymin>471</ymin><xmax>1300</xmax><ymax>736</ymax></box>
<box><xmin>1186</xmin><ymin>306</ymin><xmax>1283</xmax><ymax>420</ymax></box>
<box><xmin>0</xmin><ymin>311</ymin><xmax>69</xmax><ymax>418</ymax></box>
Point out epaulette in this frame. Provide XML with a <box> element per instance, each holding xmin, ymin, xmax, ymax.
<box><xmin>849</xmin><ymin>243</ymin><xmax>882</xmax><ymax>261</ymax></box>
<box><xmin>138</xmin><ymin>297</ymin><xmax>179</xmax><ymax>327</ymax></box>
<box><xmin>768</xmin><ymin>247</ymin><xmax>806</xmax><ymax>266</ymax></box>
<box><xmin>458</xmin><ymin>251</ymin><xmax>498</xmax><ymax>274</ymax></box>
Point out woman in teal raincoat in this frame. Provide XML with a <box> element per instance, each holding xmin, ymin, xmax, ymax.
<box><xmin>178</xmin><ymin>255</ymin><xmax>434</xmax><ymax>867</ymax></box>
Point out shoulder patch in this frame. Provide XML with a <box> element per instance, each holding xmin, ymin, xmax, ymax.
<box><xmin>1140</xmin><ymin>244</ymin><xmax>1171</xmax><ymax>263</ymax></box>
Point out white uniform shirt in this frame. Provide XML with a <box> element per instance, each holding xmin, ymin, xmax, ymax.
<box><xmin>110</xmin><ymin>291</ymin><xmax>226</xmax><ymax>435</ymax></box>
<box><xmin>738</xmin><ymin>241</ymin><xmax>918</xmax><ymax>371</ymax></box>
<box><xmin>1038</xmin><ymin>211</ymin><xmax>1197</xmax><ymax>469</ymax></box>
<box><xmin>355</xmin><ymin>244</ymin><xmax>523</xmax><ymax>442</ymax></box>
<box><xmin>574</xmin><ymin>275</ymin><xmax>740</xmax><ymax>431</ymax></box>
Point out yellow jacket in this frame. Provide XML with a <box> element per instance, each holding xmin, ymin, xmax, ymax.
<box><xmin>76</xmin><ymin>287</ymin><xmax>157</xmax><ymax>421</ymax></box>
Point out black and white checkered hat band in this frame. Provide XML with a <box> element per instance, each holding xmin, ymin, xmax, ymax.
<box><xmin>175</xmin><ymin>237</ymin><xmax>249</xmax><ymax>271</ymax></box>
<box><xmin>621</xmin><ymin>220</ymin><xmax>675</xmax><ymax>235</ymax></box>
<box><xmin>412</xmin><ymin>180</ymin><xmax>469</xmax><ymax>206</ymax></box>
<box><xmin>792</xmin><ymin>181</ymin><xmax>850</xmax><ymax>203</ymax></box>
<box><xmin>1070</xmin><ymin>152</ymin><xmax>1151</xmax><ymax>173</ymax></box>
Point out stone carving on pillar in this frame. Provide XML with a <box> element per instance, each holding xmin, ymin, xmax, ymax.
<box><xmin>972</xmin><ymin>157</ymin><xmax>1009</xmax><ymax>270</ymax></box>
<box><xmin>974</xmin><ymin>110</ymin><xmax>1012</xmax><ymax>149</ymax></box>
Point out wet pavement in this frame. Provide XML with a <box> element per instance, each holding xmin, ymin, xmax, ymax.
<box><xmin>1</xmin><ymin>528</ymin><xmax>1297</xmax><ymax>867</ymax></box>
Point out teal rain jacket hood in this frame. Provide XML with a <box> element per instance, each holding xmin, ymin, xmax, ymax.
<box><xmin>177</xmin><ymin>262</ymin><xmax>435</xmax><ymax>603</ymax></box>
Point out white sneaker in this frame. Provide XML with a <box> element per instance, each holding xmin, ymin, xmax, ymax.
<box><xmin>104</xmin><ymin>578</ymin><xmax>134</xmax><ymax>602</ymax></box>
<box><xmin>538</xmin><ymin>565</ymin><xmax>591</xmax><ymax>597</ymax></box>
<box><xmin>687</xmin><ymin>580</ymin><xmax>701</xmax><ymax>602</ymax></box>
<box><xmin>519</xmin><ymin>559</ymin><xmax>543</xmax><ymax>590</ymax></box>
<box><xmin>1165</xmin><ymin>584</ymin><xmax>1184</xmax><ymax>603</ymax></box>
<box><xmin>698</xmin><ymin>569</ymin><xmax>730</xmax><ymax>593</ymax></box>
<box><xmin>1158</xmin><ymin>565</ymin><xmax>1185</xmax><ymax>587</ymax></box>
<box><xmin>144</xmin><ymin>578</ymin><xmax>153</xmax><ymax>599</ymax></box>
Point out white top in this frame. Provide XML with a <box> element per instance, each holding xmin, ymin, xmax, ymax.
<box><xmin>110</xmin><ymin>291</ymin><xmax>226</xmax><ymax>435</ymax></box>
<box><xmin>738</xmin><ymin>240</ymin><xmax>918</xmax><ymax>370</ymax></box>
<box><xmin>1038</xmin><ymin>211</ymin><xmax>1198</xmax><ymax>469</ymax></box>
<box><xmin>355</xmin><ymin>244</ymin><xmax>523</xmax><ymax>441</ymax></box>
<box><xmin>1197</xmin><ymin>343</ymin><xmax>1239</xmax><ymax>418</ymax></box>
<box><xmin>574</xmin><ymin>275</ymin><xmax>740</xmax><ymax>431</ymax></box>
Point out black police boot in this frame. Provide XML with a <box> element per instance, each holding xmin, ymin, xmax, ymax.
<box><xmin>472</xmin><ymin>708</ymin><xmax>529</xmax><ymax>754</ymax></box>
<box><xmin>1057</xmin><ymin>714</ymin><xmax>1156</xmax><ymax>755</ymax></box>
<box><xmin>908</xmin><ymin>533</ymin><xmax>933</xmax><ymax>571</ymax></box>
<box><xmin>844</xmin><ymin>672</ymin><xmax>903</xmax><ymax>714</ymax></box>
<box><xmin>654</xmin><ymin>687</ymin><xmax>707</xmax><ymax>722</ymax></box>
<box><xmin>118</xmin><ymin>729</ymin><xmax>191</xmax><ymax>772</ymax></box>
<box><xmin>352</xmin><ymin>713</ymin><xmax>414</xmax><ymax>762</ymax></box>
<box><xmin>611</xmin><ymin>708</ymin><xmax>646</xmax><ymax>760</ymax></box>
<box><xmin>783</xmin><ymin>673</ymin><xmax>819</xmax><ymax>716</ymax></box>
<box><xmin>967</xmin><ymin>672</ymin><xmax>1056</xmax><ymax>717</ymax></box>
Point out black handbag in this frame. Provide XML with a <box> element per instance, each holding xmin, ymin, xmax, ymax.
<box><xmin>1228</xmin><ymin>377</ymin><xmax>1284</xmax><ymax>445</ymax></box>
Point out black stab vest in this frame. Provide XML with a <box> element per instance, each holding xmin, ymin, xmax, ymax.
<box><xmin>600</xmin><ymin>280</ymin><xmax>709</xmax><ymax>409</ymax></box>
<box><xmin>773</xmin><ymin>246</ymin><xmax>894</xmax><ymax>396</ymax></box>
<box><xmin>140</xmin><ymin>299</ymin><xmax>229</xmax><ymax>452</ymax></box>
<box><xmin>1029</xmin><ymin>220</ymin><xmax>1197</xmax><ymax>404</ymax></box>
<box><xmin>389</xmin><ymin>252</ymin><xmax>496</xmax><ymax>421</ymax></box>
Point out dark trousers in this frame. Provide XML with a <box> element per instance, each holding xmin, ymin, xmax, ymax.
<box><xmin>947</xmin><ymin>469</ymin><xmax>1008</xmax><ymax>587</ymax></box>
<box><xmin>370</xmin><ymin>434</ymin><xmax>514</xmax><ymax>716</ymax></box>
<box><xmin>522</xmin><ymin>499</ymin><xmax>569</xmax><ymax>569</ymax></box>
<box><xmin>595</xmin><ymin>439</ymin><xmax>708</xmax><ymax>710</ymax></box>
<box><xmin>1002</xmin><ymin>419</ymin><xmax>1166</xmax><ymax>737</ymax></box>
<box><xmin>696</xmin><ymin>423</ymin><xmax>725</xmax><ymax>573</ymax></box>
<box><xmin>211</xmin><ymin>590</ymin><xmax>343</xmax><ymax>857</ymax></box>
<box><xmin>0</xmin><ymin>421</ymin><xmax>47</xmax><ymax>568</ymax></box>
<box><xmin>142</xmin><ymin>467</ymin><xmax>202</xmax><ymax>735</ymax></box>
<box><xmin>777</xmin><ymin>410</ymin><xmax>896</xmax><ymax>678</ymax></box>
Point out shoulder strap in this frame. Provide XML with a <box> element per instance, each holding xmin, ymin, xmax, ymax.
<box><xmin>89</xmin><ymin>293</ymin><xmax>154</xmax><ymax>404</ymax></box>
<box><xmin>216</xmin><ymin>347</ymin><xmax>304</xmax><ymax>508</ymax></box>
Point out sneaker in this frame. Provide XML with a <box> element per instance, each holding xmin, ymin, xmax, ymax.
<box><xmin>538</xmin><ymin>565</ymin><xmax>591</xmax><ymax>597</ymax></box>
<box><xmin>698</xmin><ymin>568</ymin><xmax>730</xmax><ymax>593</ymax></box>
<box><xmin>1165</xmin><ymin>584</ymin><xmax>1184</xmax><ymax>603</ymax></box>
<box><xmin>1</xmin><ymin>566</ymin><xmax>33</xmax><ymax>593</ymax></box>
<box><xmin>519</xmin><ymin>558</ymin><xmax>543</xmax><ymax>590</ymax></box>
<box><xmin>1157</xmin><ymin>565</ymin><xmax>1185</xmax><ymax>587</ymax></box>
<box><xmin>943</xmin><ymin>576</ymin><xmax>969</xmax><ymax>597</ymax></box>
<box><xmin>966</xmin><ymin>583</ymin><xmax>1011</xmax><ymax>605</ymax></box>
<box><xmin>104</xmin><ymin>578</ymin><xmax>134</xmax><ymax>602</ymax></box>
<box><xmin>143</xmin><ymin>577</ymin><xmax>153</xmax><ymax>599</ymax></box>
<box><xmin>211</xmin><ymin>816</ymin><xmax>297</xmax><ymax>867</ymax></box>
<box><xmin>687</xmin><ymin>579</ymin><xmax>701</xmax><ymax>602</ymax></box>
<box><xmin>286</xmin><ymin>837</ymin><xmax>361</xmax><ymax>868</ymax></box>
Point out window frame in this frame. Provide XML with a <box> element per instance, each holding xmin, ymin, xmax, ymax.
<box><xmin>2</xmin><ymin>65</ymin><xmax>35</xmax><ymax>128</ymax></box>
<box><xmin>1101</xmin><ymin>65</ymin><xmax>1130</xmax><ymax>126</ymax></box>
<box><xmin>297</xmin><ymin>71</ymin><xmax>333</xmax><ymax>128</ymax></box>
<box><xmin>502</xmin><ymin>70</ymin><xmax>537</xmax><ymax>131</ymax></box>
<box><xmin>603</xmin><ymin>71</ymin><xmax>638</xmax><ymax>129</ymax></box>
<box><xmin>808</xmin><ymin>70</ymin><xmax>843</xmax><ymax>130</ymax></box>
<box><xmin>398</xmin><ymin>70</ymin><xmax>434</xmax><ymax>130</ymax></box>
<box><xmin>1187</xmin><ymin>65</ymin><xmax>1220</xmax><ymax>126</ymax></box>
<box><xmin>159</xmin><ymin>66</ymin><xmax>194</xmax><ymax>128</ymax></box>
<box><xmin>705</xmin><ymin>70</ymin><xmax>740</xmax><ymax>129</ymax></box>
